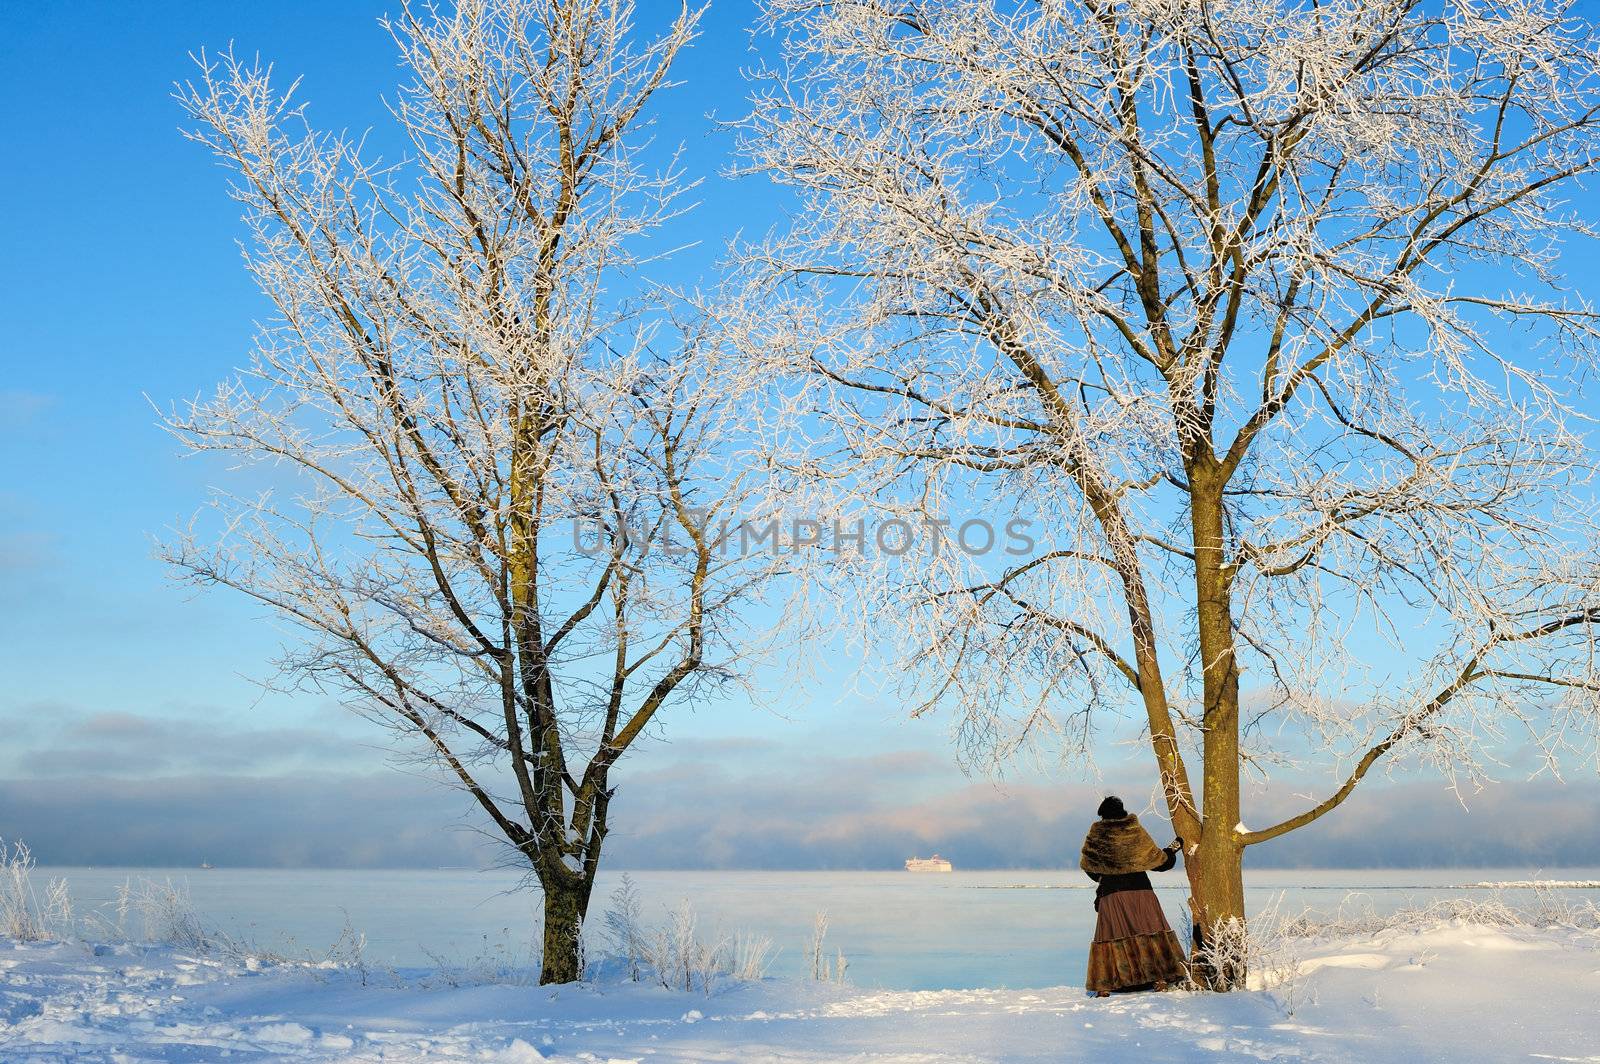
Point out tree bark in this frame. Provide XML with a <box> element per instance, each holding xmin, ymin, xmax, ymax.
<box><xmin>1187</xmin><ymin>830</ymin><xmax>1246</xmax><ymax>989</ymax></box>
<box><xmin>1187</xmin><ymin>462</ymin><xmax>1248</xmax><ymax>988</ymax></box>
<box><xmin>539</xmin><ymin>872</ymin><xmax>592</xmax><ymax>985</ymax></box>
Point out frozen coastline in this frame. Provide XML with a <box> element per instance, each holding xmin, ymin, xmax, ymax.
<box><xmin>3</xmin><ymin>918</ymin><xmax>1598</xmax><ymax>1063</ymax></box>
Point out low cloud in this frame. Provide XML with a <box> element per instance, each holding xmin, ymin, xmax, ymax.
<box><xmin>4</xmin><ymin>739</ymin><xmax>1595</xmax><ymax>870</ymax></box>
<box><xmin>0</xmin><ymin>773</ymin><xmax>495</xmax><ymax>869</ymax></box>
<box><xmin>603</xmin><ymin>756</ymin><xmax>1600</xmax><ymax>871</ymax></box>
<box><xmin>5</xmin><ymin>697</ymin><xmax>1594</xmax><ymax>870</ymax></box>
<box><xmin>1242</xmin><ymin>778</ymin><xmax>1600</xmax><ymax>869</ymax></box>
<box><xmin>0</xmin><ymin>701</ymin><xmax>384</xmax><ymax>779</ymax></box>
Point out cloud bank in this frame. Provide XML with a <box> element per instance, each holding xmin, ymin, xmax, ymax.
<box><xmin>5</xmin><ymin>696</ymin><xmax>1595</xmax><ymax>869</ymax></box>
<box><xmin>5</xmin><ymin>748</ymin><xmax>1596</xmax><ymax>870</ymax></box>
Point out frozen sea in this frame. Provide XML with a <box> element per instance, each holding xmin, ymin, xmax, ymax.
<box><xmin>40</xmin><ymin>866</ymin><xmax>1600</xmax><ymax>991</ymax></box>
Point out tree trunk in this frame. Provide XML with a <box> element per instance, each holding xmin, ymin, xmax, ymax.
<box><xmin>1188</xmin><ymin>674</ymin><xmax>1247</xmax><ymax>989</ymax></box>
<box><xmin>539</xmin><ymin>874</ymin><xmax>590</xmax><ymax>985</ymax></box>
<box><xmin>1187</xmin><ymin>833</ymin><xmax>1247</xmax><ymax>989</ymax></box>
<box><xmin>1187</xmin><ymin>464</ymin><xmax>1249</xmax><ymax>989</ymax></box>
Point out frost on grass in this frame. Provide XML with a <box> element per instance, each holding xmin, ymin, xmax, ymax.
<box><xmin>1274</xmin><ymin>887</ymin><xmax>1600</xmax><ymax>940</ymax></box>
<box><xmin>0</xmin><ymin>840</ymin><xmax>71</xmax><ymax>943</ymax></box>
<box><xmin>2</xmin><ymin>841</ymin><xmax>235</xmax><ymax>954</ymax></box>
<box><xmin>804</xmin><ymin>910</ymin><xmax>848</xmax><ymax>985</ymax></box>
<box><xmin>595</xmin><ymin>875</ymin><xmax>778</xmax><ymax>995</ymax></box>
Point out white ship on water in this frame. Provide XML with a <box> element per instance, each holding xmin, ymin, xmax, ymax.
<box><xmin>904</xmin><ymin>854</ymin><xmax>953</xmax><ymax>872</ymax></box>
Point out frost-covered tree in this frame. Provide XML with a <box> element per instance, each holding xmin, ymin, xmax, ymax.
<box><xmin>734</xmin><ymin>0</ymin><xmax>1600</xmax><ymax>985</ymax></box>
<box><xmin>166</xmin><ymin>0</ymin><xmax>781</xmax><ymax>984</ymax></box>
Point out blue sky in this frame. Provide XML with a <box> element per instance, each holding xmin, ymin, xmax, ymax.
<box><xmin>1</xmin><ymin>1</ymin><xmax>1597</xmax><ymax>871</ymax></box>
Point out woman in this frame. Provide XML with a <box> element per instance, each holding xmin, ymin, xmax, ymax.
<box><xmin>1079</xmin><ymin>795</ymin><xmax>1189</xmax><ymax>995</ymax></box>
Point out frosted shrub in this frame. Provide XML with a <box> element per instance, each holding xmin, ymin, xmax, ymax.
<box><xmin>1192</xmin><ymin>915</ymin><xmax>1250</xmax><ymax>994</ymax></box>
<box><xmin>601</xmin><ymin>875</ymin><xmax>648</xmax><ymax>982</ymax></box>
<box><xmin>1240</xmin><ymin>896</ymin><xmax>1316</xmax><ymax>1016</ymax></box>
<box><xmin>0</xmin><ymin>839</ymin><xmax>72</xmax><ymax>942</ymax></box>
<box><xmin>643</xmin><ymin>901</ymin><xmax>726</xmax><ymax>995</ymax></box>
<box><xmin>1237</xmin><ymin>888</ymin><xmax>1600</xmax><ymax>1015</ymax></box>
<box><xmin>1276</xmin><ymin>890</ymin><xmax>1600</xmax><ymax>941</ymax></box>
<box><xmin>1517</xmin><ymin>885</ymin><xmax>1600</xmax><ymax>934</ymax></box>
<box><xmin>129</xmin><ymin>878</ymin><xmax>215</xmax><ymax>951</ymax></box>
<box><xmin>1168</xmin><ymin>895</ymin><xmax>1312</xmax><ymax>1007</ymax></box>
<box><xmin>597</xmin><ymin>879</ymin><xmax>775</xmax><ymax>993</ymax></box>
<box><xmin>84</xmin><ymin>877</ymin><xmax>233</xmax><ymax>954</ymax></box>
<box><xmin>418</xmin><ymin>931</ymin><xmax>541</xmax><ymax>990</ymax></box>
<box><xmin>42</xmin><ymin>877</ymin><xmax>73</xmax><ymax>937</ymax></box>
<box><xmin>730</xmin><ymin>930</ymin><xmax>777</xmax><ymax>982</ymax></box>
<box><xmin>324</xmin><ymin>914</ymin><xmax>372</xmax><ymax>985</ymax></box>
<box><xmin>805</xmin><ymin>911</ymin><xmax>848</xmax><ymax>985</ymax></box>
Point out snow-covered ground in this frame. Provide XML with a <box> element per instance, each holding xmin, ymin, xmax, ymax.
<box><xmin>2</xmin><ymin>921</ymin><xmax>1597</xmax><ymax>1063</ymax></box>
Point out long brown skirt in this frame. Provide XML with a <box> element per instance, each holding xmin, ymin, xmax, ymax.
<box><xmin>1086</xmin><ymin>889</ymin><xmax>1189</xmax><ymax>992</ymax></box>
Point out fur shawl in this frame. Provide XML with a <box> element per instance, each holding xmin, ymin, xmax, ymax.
<box><xmin>1079</xmin><ymin>815</ymin><xmax>1166</xmax><ymax>876</ymax></box>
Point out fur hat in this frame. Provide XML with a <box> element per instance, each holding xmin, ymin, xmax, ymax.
<box><xmin>1097</xmin><ymin>795</ymin><xmax>1126</xmax><ymax>819</ymax></box>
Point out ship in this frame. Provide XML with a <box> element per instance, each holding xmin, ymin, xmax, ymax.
<box><xmin>904</xmin><ymin>854</ymin><xmax>953</xmax><ymax>872</ymax></box>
